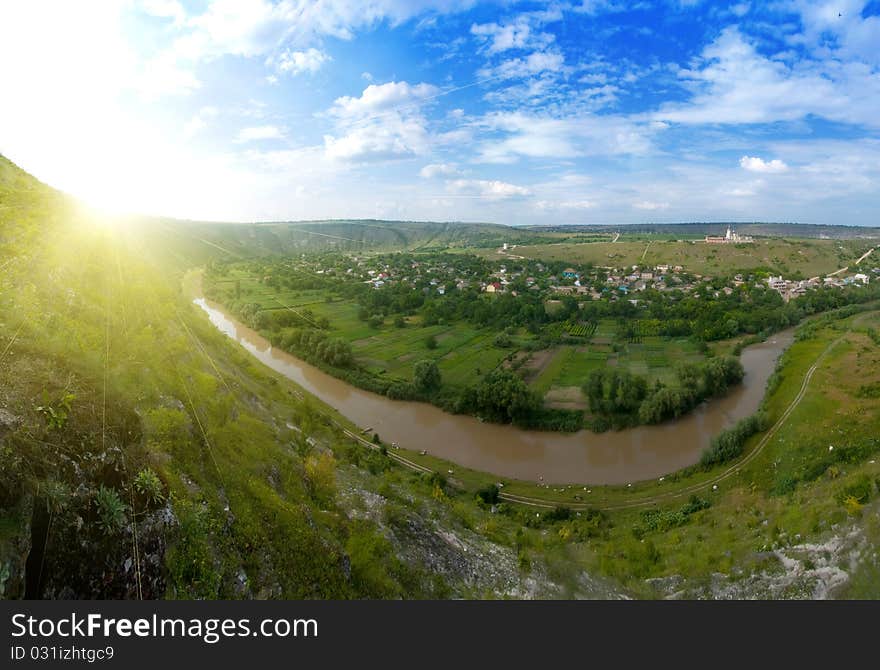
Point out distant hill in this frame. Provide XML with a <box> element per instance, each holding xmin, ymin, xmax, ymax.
<box><xmin>523</xmin><ymin>222</ymin><xmax>880</xmax><ymax>239</ymax></box>
<box><xmin>132</xmin><ymin>217</ymin><xmax>549</xmax><ymax>268</ymax></box>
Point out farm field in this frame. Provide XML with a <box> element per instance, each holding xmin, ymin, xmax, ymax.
<box><xmin>212</xmin><ymin>270</ymin><xmax>721</xmax><ymax>405</ymax></box>
<box><xmin>528</xmin><ymin>320</ymin><xmax>706</xmax><ymax>407</ymax></box>
<box><xmin>494</xmin><ymin>237</ymin><xmax>874</xmax><ymax>277</ymax></box>
<box><xmin>208</xmin><ymin>271</ymin><xmax>527</xmax><ymax>388</ymax></box>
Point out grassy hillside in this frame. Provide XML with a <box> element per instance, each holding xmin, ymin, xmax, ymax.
<box><xmin>504</xmin><ymin>237</ymin><xmax>875</xmax><ymax>278</ymax></box>
<box><xmin>130</xmin><ymin>217</ymin><xmax>546</xmax><ymax>263</ymax></box>
<box><xmin>1</xmin><ymin>156</ymin><xmax>566</xmax><ymax>599</ymax></box>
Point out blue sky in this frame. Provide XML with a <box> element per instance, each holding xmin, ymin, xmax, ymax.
<box><xmin>1</xmin><ymin>1</ymin><xmax>879</xmax><ymax>225</ymax></box>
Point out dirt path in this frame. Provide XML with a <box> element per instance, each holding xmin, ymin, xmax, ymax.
<box><xmin>855</xmin><ymin>247</ymin><xmax>875</xmax><ymax>266</ymax></box>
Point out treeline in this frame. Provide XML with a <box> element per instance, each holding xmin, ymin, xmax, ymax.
<box><xmin>278</xmin><ymin>329</ymin><xmax>354</xmax><ymax>368</ymax></box>
<box><xmin>584</xmin><ymin>356</ymin><xmax>744</xmax><ymax>430</ymax></box>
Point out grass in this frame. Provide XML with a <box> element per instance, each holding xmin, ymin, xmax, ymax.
<box><xmin>210</xmin><ymin>270</ymin><xmax>527</xmax><ymax>390</ymax></box>
<box><xmin>495</xmin><ymin>237</ymin><xmax>872</xmax><ymax>278</ymax></box>
<box><xmin>528</xmin><ymin>335</ymin><xmax>706</xmax><ymax>404</ymax></box>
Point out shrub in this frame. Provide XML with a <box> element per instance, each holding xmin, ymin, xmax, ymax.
<box><xmin>476</xmin><ymin>484</ymin><xmax>500</xmax><ymax>505</ymax></box>
<box><xmin>94</xmin><ymin>486</ymin><xmax>127</xmax><ymax>534</ymax></box>
<box><xmin>133</xmin><ymin>468</ymin><xmax>165</xmax><ymax>506</ymax></box>
<box><xmin>700</xmin><ymin>414</ymin><xmax>766</xmax><ymax>468</ymax></box>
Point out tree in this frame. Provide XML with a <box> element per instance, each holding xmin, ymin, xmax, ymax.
<box><xmin>425</xmin><ymin>334</ymin><xmax>438</xmax><ymax>349</ymax></box>
<box><xmin>474</xmin><ymin>369</ymin><xmax>537</xmax><ymax>423</ymax></box>
<box><xmin>413</xmin><ymin>360</ymin><xmax>441</xmax><ymax>392</ymax></box>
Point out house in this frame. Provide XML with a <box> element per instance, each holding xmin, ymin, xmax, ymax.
<box><xmin>486</xmin><ymin>282</ymin><xmax>503</xmax><ymax>293</ymax></box>
<box><xmin>767</xmin><ymin>276</ymin><xmax>787</xmax><ymax>291</ymax></box>
<box><xmin>562</xmin><ymin>268</ymin><xmax>578</xmax><ymax>279</ymax></box>
<box><xmin>853</xmin><ymin>273</ymin><xmax>870</xmax><ymax>284</ymax></box>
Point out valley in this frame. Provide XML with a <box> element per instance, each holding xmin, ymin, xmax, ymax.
<box><xmin>1</xmin><ymin>155</ymin><xmax>879</xmax><ymax>600</ymax></box>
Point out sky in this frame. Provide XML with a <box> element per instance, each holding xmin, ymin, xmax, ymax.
<box><xmin>1</xmin><ymin>1</ymin><xmax>879</xmax><ymax>226</ymax></box>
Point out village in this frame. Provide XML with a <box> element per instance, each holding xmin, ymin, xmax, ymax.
<box><xmin>298</xmin><ymin>241</ymin><xmax>877</xmax><ymax>309</ymax></box>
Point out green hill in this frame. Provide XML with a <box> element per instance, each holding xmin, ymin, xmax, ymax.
<box><xmin>1</xmin><ymin>155</ymin><xmax>554</xmax><ymax>599</ymax></box>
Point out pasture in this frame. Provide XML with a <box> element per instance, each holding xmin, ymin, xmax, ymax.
<box><xmin>494</xmin><ymin>237</ymin><xmax>873</xmax><ymax>277</ymax></box>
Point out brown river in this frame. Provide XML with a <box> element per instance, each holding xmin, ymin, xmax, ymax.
<box><xmin>193</xmin><ymin>295</ymin><xmax>793</xmax><ymax>485</ymax></box>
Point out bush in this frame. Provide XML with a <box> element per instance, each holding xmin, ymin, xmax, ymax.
<box><xmin>94</xmin><ymin>486</ymin><xmax>127</xmax><ymax>534</ymax></box>
<box><xmin>476</xmin><ymin>484</ymin><xmax>500</xmax><ymax>505</ymax></box>
<box><xmin>133</xmin><ymin>468</ymin><xmax>165</xmax><ymax>506</ymax></box>
<box><xmin>700</xmin><ymin>414</ymin><xmax>766</xmax><ymax>468</ymax></box>
<box><xmin>425</xmin><ymin>334</ymin><xmax>438</xmax><ymax>350</ymax></box>
<box><xmin>493</xmin><ymin>333</ymin><xmax>512</xmax><ymax>347</ymax></box>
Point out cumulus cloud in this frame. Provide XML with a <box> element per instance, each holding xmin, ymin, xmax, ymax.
<box><xmin>655</xmin><ymin>26</ymin><xmax>880</xmax><ymax>128</ymax></box>
<box><xmin>322</xmin><ymin>81</ymin><xmax>439</xmax><ymax>163</ymax></box>
<box><xmin>235</xmin><ymin>125</ymin><xmax>285</xmax><ymax>143</ymax></box>
<box><xmin>740</xmin><ymin>155</ymin><xmax>788</xmax><ymax>173</ymax></box>
<box><xmin>324</xmin><ymin>116</ymin><xmax>429</xmax><ymax>162</ymax></box>
<box><xmin>329</xmin><ymin>81</ymin><xmax>439</xmax><ymax>118</ymax></box>
<box><xmin>447</xmin><ymin>179</ymin><xmax>532</xmax><ymax>197</ymax></box>
<box><xmin>274</xmin><ymin>47</ymin><xmax>330</xmax><ymax>75</ymax></box>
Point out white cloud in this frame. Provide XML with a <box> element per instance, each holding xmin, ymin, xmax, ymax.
<box><xmin>330</xmin><ymin>81</ymin><xmax>439</xmax><ymax>118</ymax></box>
<box><xmin>140</xmin><ymin>0</ymin><xmax>186</xmax><ymax>25</ymax></box>
<box><xmin>136</xmin><ymin>53</ymin><xmax>202</xmax><ymax>99</ymax></box>
<box><xmin>633</xmin><ymin>200</ymin><xmax>670</xmax><ymax>210</ymax></box>
<box><xmin>323</xmin><ymin>81</ymin><xmax>439</xmax><ymax>163</ymax></box>
<box><xmin>656</xmin><ymin>26</ymin><xmax>880</xmax><ymax>128</ymax></box>
<box><xmin>275</xmin><ymin>47</ymin><xmax>330</xmax><ymax>75</ymax></box>
<box><xmin>730</xmin><ymin>2</ymin><xmax>750</xmax><ymax>18</ymax></box>
<box><xmin>479</xmin><ymin>49</ymin><xmax>566</xmax><ymax>80</ymax></box>
<box><xmin>324</xmin><ymin>116</ymin><xmax>429</xmax><ymax>162</ymax></box>
<box><xmin>419</xmin><ymin>163</ymin><xmax>460</xmax><ymax>178</ymax></box>
<box><xmin>471</xmin><ymin>17</ymin><xmax>555</xmax><ymax>55</ymax></box>
<box><xmin>474</xmin><ymin>111</ymin><xmax>655</xmax><ymax>163</ymax></box>
<box><xmin>740</xmin><ymin>155</ymin><xmax>789</xmax><ymax>173</ymax></box>
<box><xmin>447</xmin><ymin>179</ymin><xmax>532</xmax><ymax>197</ymax></box>
<box><xmin>183</xmin><ymin>106</ymin><xmax>220</xmax><ymax>138</ymax></box>
<box><xmin>535</xmin><ymin>199</ymin><xmax>596</xmax><ymax>210</ymax></box>
<box><xmin>235</xmin><ymin>125</ymin><xmax>285</xmax><ymax>143</ymax></box>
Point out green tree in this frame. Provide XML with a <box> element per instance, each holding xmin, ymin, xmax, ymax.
<box><xmin>474</xmin><ymin>369</ymin><xmax>537</xmax><ymax>423</ymax></box>
<box><xmin>413</xmin><ymin>360</ymin><xmax>441</xmax><ymax>392</ymax></box>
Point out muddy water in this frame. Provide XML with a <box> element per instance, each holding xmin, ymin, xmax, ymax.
<box><xmin>194</xmin><ymin>295</ymin><xmax>793</xmax><ymax>485</ymax></box>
